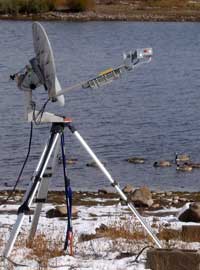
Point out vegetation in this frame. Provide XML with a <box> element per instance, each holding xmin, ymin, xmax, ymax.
<box><xmin>26</xmin><ymin>233</ymin><xmax>64</xmax><ymax>268</ymax></box>
<box><xmin>0</xmin><ymin>0</ymin><xmax>96</xmax><ymax>15</ymax></box>
<box><xmin>145</xmin><ymin>0</ymin><xmax>189</xmax><ymax>8</ymax></box>
<box><xmin>0</xmin><ymin>0</ymin><xmax>56</xmax><ymax>15</ymax></box>
<box><xmin>67</xmin><ymin>0</ymin><xmax>96</xmax><ymax>12</ymax></box>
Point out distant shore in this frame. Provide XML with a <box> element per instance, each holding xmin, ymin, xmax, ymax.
<box><xmin>1</xmin><ymin>9</ymin><xmax>200</xmax><ymax>22</ymax></box>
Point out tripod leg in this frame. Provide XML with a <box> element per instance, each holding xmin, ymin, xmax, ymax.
<box><xmin>3</xmin><ymin>130</ymin><xmax>60</xmax><ymax>258</ymax></box>
<box><xmin>3</xmin><ymin>141</ymin><xmax>48</xmax><ymax>258</ymax></box>
<box><xmin>67</xmin><ymin>123</ymin><xmax>162</xmax><ymax>248</ymax></box>
<box><xmin>29</xmin><ymin>137</ymin><xmax>61</xmax><ymax>241</ymax></box>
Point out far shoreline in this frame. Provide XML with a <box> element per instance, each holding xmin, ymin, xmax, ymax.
<box><xmin>1</xmin><ymin>10</ymin><xmax>200</xmax><ymax>22</ymax></box>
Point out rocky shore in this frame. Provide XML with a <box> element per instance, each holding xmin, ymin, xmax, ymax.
<box><xmin>1</xmin><ymin>8</ymin><xmax>200</xmax><ymax>22</ymax></box>
<box><xmin>1</xmin><ymin>188</ymin><xmax>200</xmax><ymax>210</ymax></box>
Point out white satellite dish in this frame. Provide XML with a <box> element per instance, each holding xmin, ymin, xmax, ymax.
<box><xmin>32</xmin><ymin>22</ymin><xmax>65</xmax><ymax>106</ymax></box>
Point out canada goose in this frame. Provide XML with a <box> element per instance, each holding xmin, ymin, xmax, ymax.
<box><xmin>86</xmin><ymin>161</ymin><xmax>106</xmax><ymax>168</ymax></box>
<box><xmin>153</xmin><ymin>161</ymin><xmax>171</xmax><ymax>167</ymax></box>
<box><xmin>126</xmin><ymin>157</ymin><xmax>145</xmax><ymax>164</ymax></box>
<box><xmin>175</xmin><ymin>153</ymin><xmax>190</xmax><ymax>163</ymax></box>
<box><xmin>176</xmin><ymin>164</ymin><xmax>193</xmax><ymax>172</ymax></box>
<box><xmin>184</xmin><ymin>162</ymin><xmax>200</xmax><ymax>169</ymax></box>
<box><xmin>58</xmin><ymin>156</ymin><xmax>78</xmax><ymax>165</ymax></box>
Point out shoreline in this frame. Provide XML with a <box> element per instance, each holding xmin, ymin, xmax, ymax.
<box><xmin>1</xmin><ymin>189</ymin><xmax>199</xmax><ymax>210</ymax></box>
<box><xmin>1</xmin><ymin>10</ymin><xmax>200</xmax><ymax>22</ymax></box>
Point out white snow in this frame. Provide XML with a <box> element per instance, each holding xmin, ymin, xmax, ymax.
<box><xmin>0</xmin><ymin>201</ymin><xmax>199</xmax><ymax>269</ymax></box>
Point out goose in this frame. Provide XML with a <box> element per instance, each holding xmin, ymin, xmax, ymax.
<box><xmin>126</xmin><ymin>157</ymin><xmax>145</xmax><ymax>164</ymax></box>
<box><xmin>184</xmin><ymin>162</ymin><xmax>200</xmax><ymax>169</ymax></box>
<box><xmin>175</xmin><ymin>153</ymin><xmax>190</xmax><ymax>163</ymax></box>
<box><xmin>153</xmin><ymin>160</ymin><xmax>171</xmax><ymax>167</ymax></box>
<box><xmin>176</xmin><ymin>164</ymin><xmax>193</xmax><ymax>172</ymax></box>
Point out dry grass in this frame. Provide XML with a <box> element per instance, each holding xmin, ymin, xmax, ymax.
<box><xmin>103</xmin><ymin>219</ymin><xmax>149</xmax><ymax>242</ymax></box>
<box><xmin>3</xmin><ymin>231</ymin><xmax>65</xmax><ymax>269</ymax></box>
<box><xmin>146</xmin><ymin>0</ymin><xmax>189</xmax><ymax>9</ymax></box>
<box><xmin>26</xmin><ymin>233</ymin><xmax>64</xmax><ymax>269</ymax></box>
<box><xmin>66</xmin><ymin>0</ymin><xmax>96</xmax><ymax>12</ymax></box>
<box><xmin>91</xmin><ymin>216</ymin><xmax>155</xmax><ymax>254</ymax></box>
<box><xmin>158</xmin><ymin>228</ymin><xmax>181</xmax><ymax>242</ymax></box>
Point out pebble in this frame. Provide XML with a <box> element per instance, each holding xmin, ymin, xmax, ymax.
<box><xmin>179</xmin><ymin>198</ymin><xmax>188</xmax><ymax>202</ymax></box>
<box><xmin>165</xmin><ymin>191</ymin><xmax>172</xmax><ymax>196</ymax></box>
<box><xmin>122</xmin><ymin>184</ymin><xmax>134</xmax><ymax>193</ymax></box>
<box><xmin>173</xmin><ymin>199</ymin><xmax>179</xmax><ymax>204</ymax></box>
<box><xmin>152</xmin><ymin>203</ymin><xmax>160</xmax><ymax>209</ymax></box>
<box><xmin>98</xmin><ymin>189</ymin><xmax>108</xmax><ymax>195</ymax></box>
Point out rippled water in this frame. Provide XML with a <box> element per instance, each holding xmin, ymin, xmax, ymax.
<box><xmin>0</xmin><ymin>21</ymin><xmax>200</xmax><ymax>191</ymax></box>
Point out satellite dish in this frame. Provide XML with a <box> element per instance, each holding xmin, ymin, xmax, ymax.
<box><xmin>32</xmin><ymin>22</ymin><xmax>65</xmax><ymax>106</ymax></box>
<box><xmin>10</xmin><ymin>21</ymin><xmax>152</xmax><ymax>123</ymax></box>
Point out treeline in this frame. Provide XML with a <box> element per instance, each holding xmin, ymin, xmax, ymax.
<box><xmin>0</xmin><ymin>0</ymin><xmax>96</xmax><ymax>15</ymax></box>
<box><xmin>0</xmin><ymin>0</ymin><xmax>55</xmax><ymax>14</ymax></box>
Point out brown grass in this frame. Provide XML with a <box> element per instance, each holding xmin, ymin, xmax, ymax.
<box><xmin>158</xmin><ymin>228</ymin><xmax>181</xmax><ymax>242</ymax></box>
<box><xmin>66</xmin><ymin>0</ymin><xmax>95</xmax><ymax>12</ymax></box>
<box><xmin>5</xmin><ymin>231</ymin><xmax>65</xmax><ymax>269</ymax></box>
<box><xmin>146</xmin><ymin>0</ymin><xmax>188</xmax><ymax>8</ymax></box>
<box><xmin>104</xmin><ymin>220</ymin><xmax>147</xmax><ymax>241</ymax></box>
<box><xmin>26</xmin><ymin>233</ymin><xmax>64</xmax><ymax>268</ymax></box>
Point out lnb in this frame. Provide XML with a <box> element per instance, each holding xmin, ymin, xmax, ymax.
<box><xmin>123</xmin><ymin>47</ymin><xmax>153</xmax><ymax>70</ymax></box>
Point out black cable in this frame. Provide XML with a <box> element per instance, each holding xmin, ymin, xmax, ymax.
<box><xmin>131</xmin><ymin>245</ymin><xmax>154</xmax><ymax>263</ymax></box>
<box><xmin>33</xmin><ymin>98</ymin><xmax>50</xmax><ymax>125</ymax></box>
<box><xmin>0</xmin><ymin>256</ymin><xmax>28</xmax><ymax>267</ymax></box>
<box><xmin>1</xmin><ymin>122</ymin><xmax>33</xmax><ymax>205</ymax></box>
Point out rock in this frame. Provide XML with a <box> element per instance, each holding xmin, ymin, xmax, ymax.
<box><xmin>164</xmin><ymin>223</ymin><xmax>171</xmax><ymax>228</ymax></box>
<box><xmin>96</xmin><ymin>223</ymin><xmax>108</xmax><ymax>232</ymax></box>
<box><xmin>173</xmin><ymin>199</ymin><xmax>179</xmax><ymax>204</ymax></box>
<box><xmin>130</xmin><ymin>186</ymin><xmax>153</xmax><ymax>208</ymax></box>
<box><xmin>173</xmin><ymin>196</ymin><xmax>179</xmax><ymax>201</ymax></box>
<box><xmin>98</xmin><ymin>189</ymin><xmax>108</xmax><ymax>195</ymax></box>
<box><xmin>178</xmin><ymin>202</ymin><xmax>200</xmax><ymax>222</ymax></box>
<box><xmin>165</xmin><ymin>191</ymin><xmax>172</xmax><ymax>196</ymax></box>
<box><xmin>152</xmin><ymin>203</ymin><xmax>160</xmax><ymax>209</ymax></box>
<box><xmin>179</xmin><ymin>198</ymin><xmax>188</xmax><ymax>203</ymax></box>
<box><xmin>55</xmin><ymin>205</ymin><xmax>67</xmax><ymax>216</ymax></box>
<box><xmin>46</xmin><ymin>205</ymin><xmax>78</xmax><ymax>218</ymax></box>
<box><xmin>146</xmin><ymin>248</ymin><xmax>200</xmax><ymax>270</ymax></box>
<box><xmin>158</xmin><ymin>192</ymin><xmax>165</xmax><ymax>197</ymax></box>
<box><xmin>122</xmin><ymin>184</ymin><xmax>134</xmax><ymax>193</ymax></box>
<box><xmin>126</xmin><ymin>157</ymin><xmax>145</xmax><ymax>164</ymax></box>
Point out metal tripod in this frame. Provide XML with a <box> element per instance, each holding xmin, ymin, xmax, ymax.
<box><xmin>3</xmin><ymin>119</ymin><xmax>162</xmax><ymax>258</ymax></box>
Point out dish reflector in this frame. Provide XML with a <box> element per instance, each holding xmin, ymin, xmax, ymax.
<box><xmin>32</xmin><ymin>22</ymin><xmax>65</xmax><ymax>106</ymax></box>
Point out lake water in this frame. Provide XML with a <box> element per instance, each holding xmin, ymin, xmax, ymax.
<box><xmin>0</xmin><ymin>21</ymin><xmax>200</xmax><ymax>191</ymax></box>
